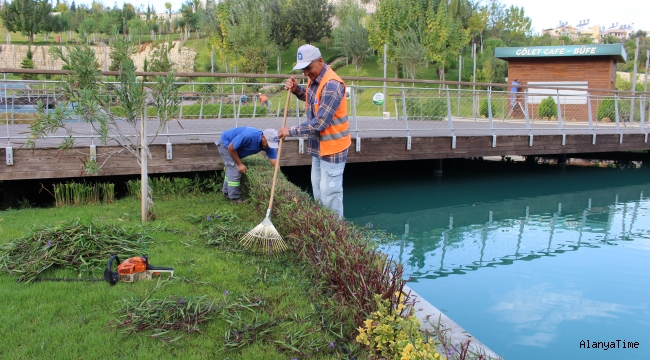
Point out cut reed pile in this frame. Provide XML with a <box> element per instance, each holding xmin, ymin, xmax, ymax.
<box><xmin>0</xmin><ymin>219</ymin><xmax>152</xmax><ymax>282</ymax></box>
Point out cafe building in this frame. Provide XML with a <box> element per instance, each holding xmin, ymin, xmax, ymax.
<box><xmin>494</xmin><ymin>44</ymin><xmax>628</xmax><ymax>120</ymax></box>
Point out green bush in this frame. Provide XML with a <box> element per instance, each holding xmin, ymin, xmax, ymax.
<box><xmin>479</xmin><ymin>99</ymin><xmax>496</xmax><ymax>118</ymax></box>
<box><xmin>405</xmin><ymin>97</ymin><xmax>446</xmax><ymax>120</ymax></box>
<box><xmin>538</xmin><ymin>96</ymin><xmax>558</xmax><ymax>119</ymax></box>
<box><xmin>596</xmin><ymin>97</ymin><xmax>640</xmax><ymax>122</ymax></box>
<box><xmin>597</xmin><ymin>97</ymin><xmax>616</xmax><ymax>121</ymax></box>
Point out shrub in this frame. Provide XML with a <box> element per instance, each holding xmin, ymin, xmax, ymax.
<box><xmin>538</xmin><ymin>96</ymin><xmax>557</xmax><ymax>119</ymax></box>
<box><xmin>479</xmin><ymin>99</ymin><xmax>496</xmax><ymax>118</ymax></box>
<box><xmin>597</xmin><ymin>97</ymin><xmax>616</xmax><ymax>121</ymax></box>
<box><xmin>596</xmin><ymin>97</ymin><xmax>640</xmax><ymax>122</ymax></box>
<box><xmin>405</xmin><ymin>98</ymin><xmax>447</xmax><ymax>120</ymax></box>
<box><xmin>356</xmin><ymin>294</ymin><xmax>441</xmax><ymax>359</ymax></box>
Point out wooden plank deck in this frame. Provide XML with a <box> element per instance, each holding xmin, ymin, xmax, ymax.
<box><xmin>2</xmin><ymin>117</ymin><xmax>649</xmax><ymax>180</ymax></box>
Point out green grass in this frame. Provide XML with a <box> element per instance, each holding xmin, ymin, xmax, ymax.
<box><xmin>0</xmin><ymin>189</ymin><xmax>344</xmax><ymax>358</ymax></box>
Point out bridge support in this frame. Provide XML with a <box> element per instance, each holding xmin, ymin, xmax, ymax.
<box><xmin>525</xmin><ymin>156</ymin><xmax>537</xmax><ymax>164</ymax></box>
<box><xmin>557</xmin><ymin>154</ymin><xmax>567</xmax><ymax>167</ymax></box>
<box><xmin>2</xmin><ymin>180</ymin><xmax>21</xmax><ymax>209</ymax></box>
<box><xmin>433</xmin><ymin>159</ymin><xmax>443</xmax><ymax>176</ymax></box>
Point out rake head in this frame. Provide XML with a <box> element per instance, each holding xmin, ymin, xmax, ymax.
<box><xmin>240</xmin><ymin>216</ymin><xmax>288</xmax><ymax>254</ymax></box>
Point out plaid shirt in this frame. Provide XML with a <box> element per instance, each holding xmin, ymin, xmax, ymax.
<box><xmin>289</xmin><ymin>65</ymin><xmax>348</xmax><ymax>163</ymax></box>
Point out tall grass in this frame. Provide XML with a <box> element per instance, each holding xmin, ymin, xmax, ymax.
<box><xmin>53</xmin><ymin>181</ymin><xmax>115</xmax><ymax>207</ymax></box>
<box><xmin>126</xmin><ymin>173</ymin><xmax>221</xmax><ymax>200</ymax></box>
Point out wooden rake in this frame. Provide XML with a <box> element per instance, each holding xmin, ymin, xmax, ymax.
<box><xmin>240</xmin><ymin>90</ymin><xmax>292</xmax><ymax>253</ymax></box>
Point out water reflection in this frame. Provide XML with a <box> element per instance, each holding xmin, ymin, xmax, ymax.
<box><xmin>490</xmin><ymin>283</ymin><xmax>638</xmax><ymax>348</ymax></box>
<box><xmin>362</xmin><ymin>191</ymin><xmax>649</xmax><ymax>280</ymax></box>
<box><xmin>337</xmin><ymin>161</ymin><xmax>650</xmax><ymax>359</ymax></box>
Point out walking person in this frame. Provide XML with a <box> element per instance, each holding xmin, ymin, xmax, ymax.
<box><xmin>216</xmin><ymin>127</ymin><xmax>279</xmax><ymax>202</ymax></box>
<box><xmin>278</xmin><ymin>44</ymin><xmax>350</xmax><ymax>218</ymax></box>
<box><xmin>259</xmin><ymin>93</ymin><xmax>270</xmax><ymax>109</ymax></box>
<box><xmin>510</xmin><ymin>78</ymin><xmax>520</xmax><ymax>108</ymax></box>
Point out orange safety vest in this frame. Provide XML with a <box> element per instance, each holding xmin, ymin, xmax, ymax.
<box><xmin>306</xmin><ymin>68</ymin><xmax>351</xmax><ymax>156</ymax></box>
<box><xmin>259</xmin><ymin>95</ymin><xmax>268</xmax><ymax>103</ymax></box>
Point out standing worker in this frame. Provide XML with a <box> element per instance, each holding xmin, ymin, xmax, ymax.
<box><xmin>278</xmin><ymin>44</ymin><xmax>350</xmax><ymax>218</ymax></box>
<box><xmin>216</xmin><ymin>127</ymin><xmax>279</xmax><ymax>203</ymax></box>
<box><xmin>510</xmin><ymin>78</ymin><xmax>520</xmax><ymax>108</ymax></box>
<box><xmin>259</xmin><ymin>93</ymin><xmax>270</xmax><ymax>109</ymax></box>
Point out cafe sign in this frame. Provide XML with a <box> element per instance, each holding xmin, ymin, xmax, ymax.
<box><xmin>495</xmin><ymin>44</ymin><xmax>627</xmax><ymax>63</ymax></box>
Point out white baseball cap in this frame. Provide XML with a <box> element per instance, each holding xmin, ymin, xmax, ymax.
<box><xmin>293</xmin><ymin>44</ymin><xmax>322</xmax><ymax>70</ymax></box>
<box><xmin>263</xmin><ymin>129</ymin><xmax>279</xmax><ymax>148</ymax></box>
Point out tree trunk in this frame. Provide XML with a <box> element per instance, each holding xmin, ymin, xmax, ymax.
<box><xmin>394</xmin><ymin>61</ymin><xmax>399</xmax><ymax>79</ymax></box>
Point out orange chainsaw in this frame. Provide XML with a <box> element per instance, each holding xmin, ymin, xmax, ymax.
<box><xmin>104</xmin><ymin>254</ymin><xmax>174</xmax><ymax>285</ymax></box>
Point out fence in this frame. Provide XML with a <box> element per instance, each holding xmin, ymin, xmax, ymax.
<box><xmin>2</xmin><ymin>74</ymin><xmax>650</xmax><ymax>148</ymax></box>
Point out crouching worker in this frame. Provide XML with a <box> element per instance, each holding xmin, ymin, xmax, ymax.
<box><xmin>216</xmin><ymin>127</ymin><xmax>279</xmax><ymax>203</ymax></box>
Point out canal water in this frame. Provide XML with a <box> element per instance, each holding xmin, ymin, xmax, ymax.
<box><xmin>286</xmin><ymin>158</ymin><xmax>650</xmax><ymax>360</ymax></box>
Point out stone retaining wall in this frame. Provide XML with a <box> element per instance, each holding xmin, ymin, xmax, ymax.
<box><xmin>0</xmin><ymin>41</ymin><xmax>196</xmax><ymax>73</ymax></box>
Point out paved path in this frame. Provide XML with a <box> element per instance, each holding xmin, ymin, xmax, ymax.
<box><xmin>2</xmin><ymin>116</ymin><xmax>645</xmax><ymax>149</ymax></box>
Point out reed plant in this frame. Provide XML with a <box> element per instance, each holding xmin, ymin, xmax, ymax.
<box><xmin>242</xmin><ymin>156</ymin><xmax>406</xmax><ymax>333</ymax></box>
<box><xmin>126</xmin><ymin>173</ymin><xmax>221</xmax><ymax>201</ymax></box>
<box><xmin>0</xmin><ymin>219</ymin><xmax>151</xmax><ymax>282</ymax></box>
<box><xmin>53</xmin><ymin>181</ymin><xmax>116</xmax><ymax>207</ymax></box>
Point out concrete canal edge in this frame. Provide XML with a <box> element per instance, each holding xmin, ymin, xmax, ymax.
<box><xmin>405</xmin><ymin>285</ymin><xmax>502</xmax><ymax>359</ymax></box>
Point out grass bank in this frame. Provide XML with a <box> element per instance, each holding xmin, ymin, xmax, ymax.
<box><xmin>0</xmin><ymin>173</ymin><xmax>345</xmax><ymax>359</ymax></box>
<box><xmin>0</xmin><ymin>157</ymin><xmax>406</xmax><ymax>359</ymax></box>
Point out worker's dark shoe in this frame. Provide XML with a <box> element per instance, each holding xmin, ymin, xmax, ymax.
<box><xmin>230</xmin><ymin>198</ymin><xmax>249</xmax><ymax>204</ymax></box>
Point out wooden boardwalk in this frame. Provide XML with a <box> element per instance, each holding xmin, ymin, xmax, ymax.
<box><xmin>2</xmin><ymin>116</ymin><xmax>649</xmax><ymax>181</ymax></box>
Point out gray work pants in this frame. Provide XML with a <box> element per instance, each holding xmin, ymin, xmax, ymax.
<box><xmin>217</xmin><ymin>142</ymin><xmax>242</xmax><ymax>200</ymax></box>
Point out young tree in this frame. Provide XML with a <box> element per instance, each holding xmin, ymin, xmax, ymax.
<box><xmin>29</xmin><ymin>34</ymin><xmax>180</xmax><ymax>221</ymax></box>
<box><xmin>268</xmin><ymin>0</ymin><xmax>294</xmax><ymax>73</ymax></box>
<box><xmin>222</xmin><ymin>0</ymin><xmax>271</xmax><ymax>74</ymax></box>
<box><xmin>392</xmin><ymin>26</ymin><xmax>427</xmax><ymax>79</ymax></box>
<box><xmin>502</xmin><ymin>5</ymin><xmax>531</xmax><ymax>44</ymax></box>
<box><xmin>289</xmin><ymin>0</ymin><xmax>333</xmax><ymax>44</ymax></box>
<box><xmin>425</xmin><ymin>1</ymin><xmax>469</xmax><ymax>81</ymax></box>
<box><xmin>0</xmin><ymin>0</ymin><xmax>54</xmax><ymax>43</ymax></box>
<box><xmin>148</xmin><ymin>42</ymin><xmax>174</xmax><ymax>73</ymax></box>
<box><xmin>369</xmin><ymin>0</ymin><xmax>420</xmax><ymax>78</ymax></box>
<box><xmin>20</xmin><ymin>47</ymin><xmax>38</xmax><ymax>80</ymax></box>
<box><xmin>109</xmin><ymin>27</ymin><xmax>137</xmax><ymax>71</ymax></box>
<box><xmin>333</xmin><ymin>15</ymin><xmax>371</xmax><ymax>72</ymax></box>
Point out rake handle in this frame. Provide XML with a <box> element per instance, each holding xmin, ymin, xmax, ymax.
<box><xmin>266</xmin><ymin>89</ymin><xmax>292</xmax><ymax>216</ymax></box>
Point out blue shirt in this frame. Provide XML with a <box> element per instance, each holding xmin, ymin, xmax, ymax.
<box><xmin>511</xmin><ymin>81</ymin><xmax>519</xmax><ymax>93</ymax></box>
<box><xmin>220</xmin><ymin>127</ymin><xmax>277</xmax><ymax>160</ymax></box>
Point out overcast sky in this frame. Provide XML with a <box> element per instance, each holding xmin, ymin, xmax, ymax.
<box><xmin>501</xmin><ymin>0</ymin><xmax>649</xmax><ymax>34</ymax></box>
<box><xmin>80</xmin><ymin>0</ymin><xmax>650</xmax><ymax>34</ymax></box>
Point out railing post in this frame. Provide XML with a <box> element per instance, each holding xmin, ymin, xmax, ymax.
<box><xmin>401</xmin><ymin>84</ymin><xmax>409</xmax><ymax>138</ymax></box>
<box><xmin>524</xmin><ymin>90</ymin><xmax>530</xmax><ymax>135</ymax></box>
<box><xmin>586</xmin><ymin>91</ymin><xmax>593</xmax><ymax>134</ymax></box>
<box><xmin>614</xmin><ymin>93</ymin><xmax>621</xmax><ymax>135</ymax></box>
<box><xmin>252</xmin><ymin>94</ymin><xmax>257</xmax><ymax>118</ymax></box>
<box><xmin>445</xmin><ymin>86</ymin><xmax>455</xmax><ymax>137</ymax></box>
<box><xmin>236</xmin><ymin>94</ymin><xmax>242</xmax><ymax>124</ymax></box>
<box><xmin>179</xmin><ymin>96</ymin><xmax>184</xmax><ymax>121</ymax></box>
<box><xmin>350</xmin><ymin>84</ymin><xmax>359</xmax><ymax>138</ymax></box>
<box><xmin>199</xmin><ymin>96</ymin><xmax>204</xmax><ymax>120</ymax></box>
<box><xmin>556</xmin><ymin>89</ymin><xmax>563</xmax><ymax>134</ymax></box>
<box><xmin>641</xmin><ymin>95</ymin><xmax>646</xmax><ymax>133</ymax></box>
<box><xmin>487</xmin><ymin>86</ymin><xmax>494</xmax><ymax>136</ymax></box>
